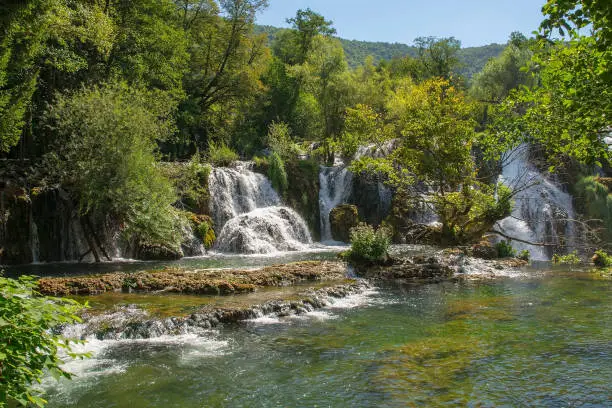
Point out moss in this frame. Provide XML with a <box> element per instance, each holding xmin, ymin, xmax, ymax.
<box><xmin>189</xmin><ymin>213</ymin><xmax>216</xmax><ymax>250</ymax></box>
<box><xmin>285</xmin><ymin>159</ymin><xmax>321</xmax><ymax>240</ymax></box>
<box><xmin>38</xmin><ymin>261</ymin><xmax>348</xmax><ymax>296</ymax></box>
<box><xmin>329</xmin><ymin>204</ymin><xmax>359</xmax><ymax>242</ymax></box>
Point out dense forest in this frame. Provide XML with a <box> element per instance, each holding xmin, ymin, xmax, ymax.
<box><xmin>0</xmin><ymin>0</ymin><xmax>610</xmax><ymax>262</ymax></box>
<box><xmin>254</xmin><ymin>24</ymin><xmax>506</xmax><ymax>75</ymax></box>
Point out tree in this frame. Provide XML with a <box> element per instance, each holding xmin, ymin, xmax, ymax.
<box><xmin>470</xmin><ymin>33</ymin><xmax>534</xmax><ymax>104</ymax></box>
<box><xmin>179</xmin><ymin>0</ymin><xmax>269</xmax><ymax>153</ymax></box>
<box><xmin>0</xmin><ymin>275</ymin><xmax>86</xmax><ymax>407</ymax></box>
<box><xmin>286</xmin><ymin>8</ymin><xmax>336</xmax><ymax>64</ymax></box>
<box><xmin>351</xmin><ymin>78</ymin><xmax>511</xmax><ymax>244</ymax></box>
<box><xmin>414</xmin><ymin>36</ymin><xmax>462</xmax><ymax>81</ymax></box>
<box><xmin>45</xmin><ymin>83</ymin><xmax>185</xmax><ymax>255</ymax></box>
<box><xmin>488</xmin><ymin>37</ymin><xmax>610</xmax><ymax>167</ymax></box>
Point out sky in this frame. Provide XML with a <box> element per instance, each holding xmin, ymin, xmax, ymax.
<box><xmin>255</xmin><ymin>0</ymin><xmax>546</xmax><ymax>48</ymax></box>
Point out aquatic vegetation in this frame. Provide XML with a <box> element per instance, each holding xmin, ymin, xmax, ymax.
<box><xmin>552</xmin><ymin>251</ymin><xmax>581</xmax><ymax>266</ymax></box>
<box><xmin>592</xmin><ymin>249</ymin><xmax>611</xmax><ymax>268</ymax></box>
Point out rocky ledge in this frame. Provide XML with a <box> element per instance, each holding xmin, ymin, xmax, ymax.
<box><xmin>351</xmin><ymin>251</ymin><xmax>528</xmax><ymax>282</ymax></box>
<box><xmin>39</xmin><ymin>261</ymin><xmax>348</xmax><ymax>296</ymax></box>
<box><xmin>63</xmin><ymin>281</ymin><xmax>371</xmax><ymax>340</ymax></box>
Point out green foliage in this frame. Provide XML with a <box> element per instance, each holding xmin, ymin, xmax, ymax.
<box><xmin>337</xmin><ymin>104</ymin><xmax>392</xmax><ymax>160</ymax></box>
<box><xmin>160</xmin><ymin>154</ymin><xmax>211</xmax><ymax>213</ymax></box>
<box><xmin>45</xmin><ymin>82</ymin><xmax>184</xmax><ymax>251</ymax></box>
<box><xmin>414</xmin><ymin>36</ymin><xmax>462</xmax><ymax>81</ymax></box>
<box><xmin>266</xmin><ymin>121</ymin><xmax>301</xmax><ymax>159</ymax></box>
<box><xmin>592</xmin><ymin>249</ymin><xmax>612</xmax><ymax>268</ymax></box>
<box><xmin>470</xmin><ymin>34</ymin><xmax>534</xmax><ymax>104</ymax></box>
<box><xmin>190</xmin><ymin>214</ymin><xmax>216</xmax><ymax>250</ymax></box>
<box><xmin>207</xmin><ymin>141</ymin><xmax>239</xmax><ymax>167</ymax></box>
<box><xmin>518</xmin><ymin>250</ymin><xmax>531</xmax><ymax>262</ymax></box>
<box><xmin>434</xmin><ymin>183</ymin><xmax>514</xmax><ymax>245</ymax></box>
<box><xmin>575</xmin><ymin>176</ymin><xmax>612</xmax><ymax>246</ymax></box>
<box><xmin>495</xmin><ymin>241</ymin><xmax>516</xmax><ymax>258</ymax></box>
<box><xmin>0</xmin><ymin>275</ymin><xmax>87</xmax><ymax>407</ymax></box>
<box><xmin>488</xmin><ymin>37</ymin><xmax>610</xmax><ymax>168</ymax></box>
<box><xmin>552</xmin><ymin>251</ymin><xmax>581</xmax><ymax>266</ymax></box>
<box><xmin>348</xmin><ymin>223</ymin><xmax>391</xmax><ymax>262</ymax></box>
<box><xmin>268</xmin><ymin>152</ymin><xmax>288</xmax><ymax>194</ymax></box>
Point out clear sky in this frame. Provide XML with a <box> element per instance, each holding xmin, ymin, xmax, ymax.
<box><xmin>256</xmin><ymin>0</ymin><xmax>546</xmax><ymax>47</ymax></box>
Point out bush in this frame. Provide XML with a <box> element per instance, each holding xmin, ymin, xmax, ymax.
<box><xmin>495</xmin><ymin>240</ymin><xmax>516</xmax><ymax>258</ymax></box>
<box><xmin>552</xmin><ymin>251</ymin><xmax>581</xmax><ymax>266</ymax></box>
<box><xmin>592</xmin><ymin>250</ymin><xmax>612</xmax><ymax>268</ymax></box>
<box><xmin>207</xmin><ymin>141</ymin><xmax>239</xmax><ymax>166</ymax></box>
<box><xmin>191</xmin><ymin>214</ymin><xmax>216</xmax><ymax>250</ymax></box>
<box><xmin>268</xmin><ymin>152</ymin><xmax>288</xmax><ymax>194</ymax></box>
<box><xmin>518</xmin><ymin>250</ymin><xmax>530</xmax><ymax>262</ymax></box>
<box><xmin>266</xmin><ymin>121</ymin><xmax>301</xmax><ymax>160</ymax></box>
<box><xmin>348</xmin><ymin>223</ymin><xmax>391</xmax><ymax>262</ymax></box>
<box><xmin>46</xmin><ymin>82</ymin><xmax>185</xmax><ymax>252</ymax></box>
<box><xmin>0</xmin><ymin>275</ymin><xmax>88</xmax><ymax>407</ymax></box>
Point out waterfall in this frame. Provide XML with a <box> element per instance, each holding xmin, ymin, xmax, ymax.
<box><xmin>215</xmin><ymin>206</ymin><xmax>312</xmax><ymax>254</ymax></box>
<box><xmin>208</xmin><ymin>162</ymin><xmax>280</xmax><ymax>229</ymax></box>
<box><xmin>29</xmin><ymin>217</ymin><xmax>40</xmax><ymax>263</ymax></box>
<box><xmin>495</xmin><ymin>145</ymin><xmax>576</xmax><ymax>260</ymax></box>
<box><xmin>209</xmin><ymin>162</ymin><xmax>312</xmax><ymax>254</ymax></box>
<box><xmin>318</xmin><ymin>165</ymin><xmax>353</xmax><ymax>242</ymax></box>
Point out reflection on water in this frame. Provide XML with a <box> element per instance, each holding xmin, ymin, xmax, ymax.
<box><xmin>44</xmin><ymin>270</ymin><xmax>611</xmax><ymax>408</ymax></box>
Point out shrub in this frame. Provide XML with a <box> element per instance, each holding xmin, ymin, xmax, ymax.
<box><xmin>46</xmin><ymin>82</ymin><xmax>184</xmax><ymax>252</ymax></box>
<box><xmin>592</xmin><ymin>249</ymin><xmax>612</xmax><ymax>268</ymax></box>
<box><xmin>495</xmin><ymin>240</ymin><xmax>516</xmax><ymax>258</ymax></box>
<box><xmin>266</xmin><ymin>121</ymin><xmax>301</xmax><ymax>160</ymax></box>
<box><xmin>552</xmin><ymin>251</ymin><xmax>581</xmax><ymax>265</ymax></box>
<box><xmin>268</xmin><ymin>152</ymin><xmax>288</xmax><ymax>194</ymax></box>
<box><xmin>518</xmin><ymin>250</ymin><xmax>530</xmax><ymax>262</ymax></box>
<box><xmin>348</xmin><ymin>223</ymin><xmax>391</xmax><ymax>262</ymax></box>
<box><xmin>208</xmin><ymin>141</ymin><xmax>238</xmax><ymax>166</ymax></box>
<box><xmin>0</xmin><ymin>275</ymin><xmax>88</xmax><ymax>407</ymax></box>
<box><xmin>191</xmin><ymin>215</ymin><xmax>216</xmax><ymax>250</ymax></box>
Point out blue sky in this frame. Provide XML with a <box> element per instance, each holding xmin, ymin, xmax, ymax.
<box><xmin>256</xmin><ymin>0</ymin><xmax>546</xmax><ymax>47</ymax></box>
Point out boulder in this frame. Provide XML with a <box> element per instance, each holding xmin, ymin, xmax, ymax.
<box><xmin>471</xmin><ymin>242</ymin><xmax>498</xmax><ymax>260</ymax></box>
<box><xmin>136</xmin><ymin>243</ymin><xmax>183</xmax><ymax>261</ymax></box>
<box><xmin>330</xmin><ymin>204</ymin><xmax>359</xmax><ymax>242</ymax></box>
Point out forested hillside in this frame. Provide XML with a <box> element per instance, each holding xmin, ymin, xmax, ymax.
<box><xmin>254</xmin><ymin>24</ymin><xmax>505</xmax><ymax>77</ymax></box>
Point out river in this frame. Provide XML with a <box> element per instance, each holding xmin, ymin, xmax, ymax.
<box><xmin>39</xmin><ymin>254</ymin><xmax>611</xmax><ymax>407</ymax></box>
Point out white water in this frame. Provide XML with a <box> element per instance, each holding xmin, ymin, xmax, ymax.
<box><xmin>215</xmin><ymin>206</ymin><xmax>312</xmax><ymax>254</ymax></box>
<box><xmin>209</xmin><ymin>162</ymin><xmax>312</xmax><ymax>254</ymax></box>
<box><xmin>318</xmin><ymin>165</ymin><xmax>353</xmax><ymax>242</ymax></box>
<box><xmin>496</xmin><ymin>146</ymin><xmax>576</xmax><ymax>260</ymax></box>
<box><xmin>208</xmin><ymin>162</ymin><xmax>280</xmax><ymax>229</ymax></box>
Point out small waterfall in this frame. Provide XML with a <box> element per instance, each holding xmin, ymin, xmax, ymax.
<box><xmin>208</xmin><ymin>162</ymin><xmax>280</xmax><ymax>229</ymax></box>
<box><xmin>29</xmin><ymin>217</ymin><xmax>40</xmax><ymax>263</ymax></box>
<box><xmin>495</xmin><ymin>145</ymin><xmax>576</xmax><ymax>260</ymax></box>
<box><xmin>209</xmin><ymin>162</ymin><xmax>312</xmax><ymax>254</ymax></box>
<box><xmin>319</xmin><ymin>165</ymin><xmax>353</xmax><ymax>242</ymax></box>
<box><xmin>215</xmin><ymin>206</ymin><xmax>312</xmax><ymax>254</ymax></box>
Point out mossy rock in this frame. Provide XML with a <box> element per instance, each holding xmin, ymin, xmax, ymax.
<box><xmin>330</xmin><ymin>204</ymin><xmax>359</xmax><ymax>243</ymax></box>
<box><xmin>190</xmin><ymin>213</ymin><xmax>216</xmax><ymax>250</ymax></box>
<box><xmin>136</xmin><ymin>243</ymin><xmax>183</xmax><ymax>261</ymax></box>
<box><xmin>471</xmin><ymin>242</ymin><xmax>497</xmax><ymax>259</ymax></box>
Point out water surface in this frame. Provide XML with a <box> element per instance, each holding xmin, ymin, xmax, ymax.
<box><xmin>44</xmin><ymin>270</ymin><xmax>611</xmax><ymax>407</ymax></box>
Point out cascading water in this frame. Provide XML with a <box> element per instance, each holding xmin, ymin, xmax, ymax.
<box><xmin>318</xmin><ymin>165</ymin><xmax>353</xmax><ymax>242</ymax></box>
<box><xmin>495</xmin><ymin>145</ymin><xmax>576</xmax><ymax>260</ymax></box>
<box><xmin>209</xmin><ymin>162</ymin><xmax>312</xmax><ymax>254</ymax></box>
<box><xmin>216</xmin><ymin>206</ymin><xmax>312</xmax><ymax>254</ymax></box>
<box><xmin>208</xmin><ymin>162</ymin><xmax>281</xmax><ymax>229</ymax></box>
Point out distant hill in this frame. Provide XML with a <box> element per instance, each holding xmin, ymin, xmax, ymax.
<box><xmin>254</xmin><ymin>25</ymin><xmax>505</xmax><ymax>79</ymax></box>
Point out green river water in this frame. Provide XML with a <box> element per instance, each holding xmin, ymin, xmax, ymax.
<box><xmin>39</xmin><ymin>258</ymin><xmax>610</xmax><ymax>407</ymax></box>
